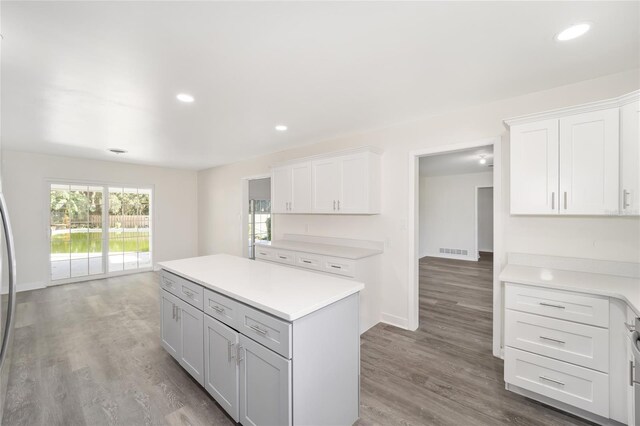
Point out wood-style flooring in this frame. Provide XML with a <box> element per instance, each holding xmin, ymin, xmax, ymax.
<box><xmin>3</xmin><ymin>255</ymin><xmax>594</xmax><ymax>425</ymax></box>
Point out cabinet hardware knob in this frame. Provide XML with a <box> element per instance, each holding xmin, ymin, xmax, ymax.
<box><xmin>237</xmin><ymin>345</ymin><xmax>244</xmax><ymax>364</ymax></box>
<box><xmin>333</xmin><ymin>200</ymin><xmax>336</xmax><ymax>211</ymax></box>
<box><xmin>337</xmin><ymin>200</ymin><xmax>340</xmax><ymax>211</ymax></box>
<box><xmin>302</xmin><ymin>260</ymin><xmax>312</xmax><ymax>264</ymax></box>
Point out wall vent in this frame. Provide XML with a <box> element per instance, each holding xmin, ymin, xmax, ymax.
<box><xmin>439</xmin><ymin>248</ymin><xmax>469</xmax><ymax>256</ymax></box>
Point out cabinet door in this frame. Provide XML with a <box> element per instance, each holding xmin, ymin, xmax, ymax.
<box><xmin>160</xmin><ymin>290</ymin><xmax>180</xmax><ymax>360</ymax></box>
<box><xmin>559</xmin><ymin>108</ymin><xmax>620</xmax><ymax>215</ymax></box>
<box><xmin>239</xmin><ymin>335</ymin><xmax>291</xmax><ymax>426</ymax></box>
<box><xmin>178</xmin><ymin>299</ymin><xmax>204</xmax><ymax>385</ymax></box>
<box><xmin>510</xmin><ymin>119</ymin><xmax>559</xmax><ymax>214</ymax></box>
<box><xmin>312</xmin><ymin>158</ymin><xmax>340</xmax><ymax>213</ymax></box>
<box><xmin>271</xmin><ymin>166</ymin><xmax>292</xmax><ymax>213</ymax></box>
<box><xmin>290</xmin><ymin>162</ymin><xmax>312</xmax><ymax>213</ymax></box>
<box><xmin>621</xmin><ymin>100</ymin><xmax>640</xmax><ymax>215</ymax></box>
<box><xmin>204</xmin><ymin>316</ymin><xmax>239</xmax><ymax>422</ymax></box>
<box><xmin>339</xmin><ymin>153</ymin><xmax>369</xmax><ymax>213</ymax></box>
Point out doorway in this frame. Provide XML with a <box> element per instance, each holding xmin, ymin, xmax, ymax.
<box><xmin>408</xmin><ymin>137</ymin><xmax>503</xmax><ymax>357</ymax></box>
<box><xmin>476</xmin><ymin>186</ymin><xmax>494</xmax><ymax>261</ymax></box>
<box><xmin>242</xmin><ymin>176</ymin><xmax>271</xmax><ymax>259</ymax></box>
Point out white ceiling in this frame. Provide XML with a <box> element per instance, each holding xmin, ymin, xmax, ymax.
<box><xmin>419</xmin><ymin>146</ymin><xmax>494</xmax><ymax>177</ymax></box>
<box><xmin>1</xmin><ymin>2</ymin><xmax>638</xmax><ymax>170</ymax></box>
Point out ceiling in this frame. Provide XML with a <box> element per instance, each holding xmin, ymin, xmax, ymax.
<box><xmin>1</xmin><ymin>2</ymin><xmax>638</xmax><ymax>170</ymax></box>
<box><xmin>419</xmin><ymin>146</ymin><xmax>494</xmax><ymax>177</ymax></box>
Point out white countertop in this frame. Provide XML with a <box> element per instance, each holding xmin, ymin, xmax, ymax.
<box><xmin>158</xmin><ymin>254</ymin><xmax>364</xmax><ymax>321</ymax></box>
<box><xmin>255</xmin><ymin>240</ymin><xmax>382</xmax><ymax>260</ymax></box>
<box><xmin>500</xmin><ymin>264</ymin><xmax>640</xmax><ymax>315</ymax></box>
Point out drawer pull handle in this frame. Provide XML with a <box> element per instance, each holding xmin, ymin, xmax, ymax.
<box><xmin>539</xmin><ymin>376</ymin><xmax>564</xmax><ymax>386</ymax></box>
<box><xmin>278</xmin><ymin>256</ymin><xmax>287</xmax><ymax>259</ymax></box>
<box><xmin>302</xmin><ymin>260</ymin><xmax>312</xmax><ymax>264</ymax></box>
<box><xmin>164</xmin><ymin>279</ymin><xmax>174</xmax><ymax>288</ymax></box>
<box><xmin>212</xmin><ymin>305</ymin><xmax>225</xmax><ymax>314</ymax></box>
<box><xmin>237</xmin><ymin>345</ymin><xmax>244</xmax><ymax>365</ymax></box>
<box><xmin>539</xmin><ymin>302</ymin><xmax>565</xmax><ymax>309</ymax></box>
<box><xmin>183</xmin><ymin>290</ymin><xmax>195</xmax><ymax>299</ymax></box>
<box><xmin>259</xmin><ymin>252</ymin><xmax>267</xmax><ymax>256</ymax></box>
<box><xmin>330</xmin><ymin>265</ymin><xmax>342</xmax><ymax>269</ymax></box>
<box><xmin>249</xmin><ymin>324</ymin><xmax>268</xmax><ymax>335</ymax></box>
<box><xmin>539</xmin><ymin>336</ymin><xmax>565</xmax><ymax>344</ymax></box>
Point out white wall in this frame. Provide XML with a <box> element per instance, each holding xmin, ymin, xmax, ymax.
<box><xmin>477</xmin><ymin>187</ymin><xmax>494</xmax><ymax>253</ymax></box>
<box><xmin>1</xmin><ymin>150</ymin><xmax>198</xmax><ymax>291</ymax></box>
<box><xmin>197</xmin><ymin>69</ymin><xmax>640</xmax><ymax>329</ymax></box>
<box><xmin>418</xmin><ymin>172</ymin><xmax>492</xmax><ymax>260</ymax></box>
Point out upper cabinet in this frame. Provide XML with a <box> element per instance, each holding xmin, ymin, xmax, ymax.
<box><xmin>272</xmin><ymin>162</ymin><xmax>312</xmax><ymax>214</ymax></box>
<box><xmin>620</xmin><ymin>99</ymin><xmax>640</xmax><ymax>215</ymax></box>
<box><xmin>506</xmin><ymin>91</ymin><xmax>638</xmax><ymax>216</ymax></box>
<box><xmin>272</xmin><ymin>149</ymin><xmax>381</xmax><ymax>215</ymax></box>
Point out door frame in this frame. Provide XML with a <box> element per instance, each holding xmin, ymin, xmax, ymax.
<box><xmin>240</xmin><ymin>173</ymin><xmax>271</xmax><ymax>259</ymax></box>
<box><xmin>44</xmin><ymin>178</ymin><xmax>155</xmax><ymax>286</ymax></box>
<box><xmin>475</xmin><ymin>185</ymin><xmax>494</xmax><ymax>260</ymax></box>
<box><xmin>407</xmin><ymin>136</ymin><xmax>504</xmax><ymax>358</ymax></box>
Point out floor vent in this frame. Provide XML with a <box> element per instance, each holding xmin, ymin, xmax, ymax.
<box><xmin>439</xmin><ymin>248</ymin><xmax>469</xmax><ymax>256</ymax></box>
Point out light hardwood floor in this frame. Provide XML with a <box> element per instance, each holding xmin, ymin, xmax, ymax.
<box><xmin>3</xmin><ymin>256</ymin><xmax>594</xmax><ymax>425</ymax></box>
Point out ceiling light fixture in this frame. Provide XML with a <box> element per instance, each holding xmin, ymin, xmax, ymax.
<box><xmin>108</xmin><ymin>148</ymin><xmax>128</xmax><ymax>154</ymax></box>
<box><xmin>479</xmin><ymin>155</ymin><xmax>487</xmax><ymax>165</ymax></box>
<box><xmin>176</xmin><ymin>93</ymin><xmax>195</xmax><ymax>103</ymax></box>
<box><xmin>556</xmin><ymin>23</ymin><xmax>591</xmax><ymax>41</ymax></box>
<box><xmin>275</xmin><ymin>125</ymin><xmax>288</xmax><ymax>131</ymax></box>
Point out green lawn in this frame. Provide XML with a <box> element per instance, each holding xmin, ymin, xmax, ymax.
<box><xmin>51</xmin><ymin>231</ymin><xmax>150</xmax><ymax>254</ymax></box>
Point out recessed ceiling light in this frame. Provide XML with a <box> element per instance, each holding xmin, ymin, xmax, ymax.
<box><xmin>275</xmin><ymin>125</ymin><xmax>288</xmax><ymax>131</ymax></box>
<box><xmin>176</xmin><ymin>93</ymin><xmax>195</xmax><ymax>103</ymax></box>
<box><xmin>556</xmin><ymin>23</ymin><xmax>591</xmax><ymax>41</ymax></box>
<box><xmin>108</xmin><ymin>148</ymin><xmax>127</xmax><ymax>154</ymax></box>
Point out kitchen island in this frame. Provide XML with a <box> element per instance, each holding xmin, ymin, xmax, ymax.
<box><xmin>157</xmin><ymin>254</ymin><xmax>363</xmax><ymax>426</ymax></box>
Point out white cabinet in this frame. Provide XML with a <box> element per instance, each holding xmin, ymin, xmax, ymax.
<box><xmin>510</xmin><ymin>119</ymin><xmax>559</xmax><ymax>214</ymax></box>
<box><xmin>507</xmin><ymin>92</ymin><xmax>640</xmax><ymax>216</ymax></box>
<box><xmin>311</xmin><ymin>157</ymin><xmax>340</xmax><ymax>213</ymax></box>
<box><xmin>160</xmin><ymin>290</ymin><xmax>181</xmax><ymax>359</ymax></box>
<box><xmin>204</xmin><ymin>315</ymin><xmax>240</xmax><ymax>422</ymax></box>
<box><xmin>239</xmin><ymin>334</ymin><xmax>292</xmax><ymax>426</ymax></box>
<box><xmin>559</xmin><ymin>108</ymin><xmax>619</xmax><ymax>215</ymax></box>
<box><xmin>620</xmin><ymin>100</ymin><xmax>640</xmax><ymax>215</ymax></box>
<box><xmin>177</xmin><ymin>299</ymin><xmax>204</xmax><ymax>385</ymax></box>
<box><xmin>271</xmin><ymin>162</ymin><xmax>312</xmax><ymax>213</ymax></box>
<box><xmin>272</xmin><ymin>149</ymin><xmax>381</xmax><ymax>215</ymax></box>
<box><xmin>159</xmin><ymin>289</ymin><xmax>204</xmax><ymax>386</ymax></box>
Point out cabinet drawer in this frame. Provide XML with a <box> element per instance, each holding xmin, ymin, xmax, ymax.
<box><xmin>238</xmin><ymin>304</ymin><xmax>292</xmax><ymax>359</ymax></box>
<box><xmin>255</xmin><ymin>247</ymin><xmax>275</xmax><ymax>262</ymax></box>
<box><xmin>295</xmin><ymin>253</ymin><xmax>323</xmax><ymax>271</ymax></box>
<box><xmin>204</xmin><ymin>288</ymin><xmax>240</xmax><ymax>330</ymax></box>
<box><xmin>160</xmin><ymin>270</ymin><xmax>204</xmax><ymax>310</ymax></box>
<box><xmin>505</xmin><ymin>310</ymin><xmax>609</xmax><ymax>372</ymax></box>
<box><xmin>272</xmin><ymin>249</ymin><xmax>296</xmax><ymax>265</ymax></box>
<box><xmin>323</xmin><ymin>257</ymin><xmax>355</xmax><ymax>278</ymax></box>
<box><xmin>505</xmin><ymin>347</ymin><xmax>609</xmax><ymax>417</ymax></box>
<box><xmin>505</xmin><ymin>283</ymin><xmax>609</xmax><ymax>327</ymax></box>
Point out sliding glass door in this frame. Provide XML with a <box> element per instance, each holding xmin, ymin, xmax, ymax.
<box><xmin>49</xmin><ymin>182</ymin><xmax>152</xmax><ymax>283</ymax></box>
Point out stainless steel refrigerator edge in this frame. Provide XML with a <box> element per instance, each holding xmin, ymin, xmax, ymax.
<box><xmin>0</xmin><ymin>194</ymin><xmax>16</xmax><ymax>425</ymax></box>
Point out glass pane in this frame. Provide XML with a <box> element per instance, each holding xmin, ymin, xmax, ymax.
<box><xmin>138</xmin><ymin>252</ymin><xmax>151</xmax><ymax>269</ymax></box>
<box><xmin>89</xmin><ymin>254</ymin><xmax>103</xmax><ymax>275</ymax></box>
<box><xmin>70</xmin><ymin>229</ymin><xmax>89</xmax><ymax>258</ymax></box>
<box><xmin>109</xmin><ymin>254</ymin><xmax>124</xmax><ymax>272</ymax></box>
<box><xmin>51</xmin><ymin>260</ymin><xmax>70</xmax><ymax>281</ymax></box>
<box><xmin>71</xmin><ymin>258</ymin><xmax>89</xmax><ymax>278</ymax></box>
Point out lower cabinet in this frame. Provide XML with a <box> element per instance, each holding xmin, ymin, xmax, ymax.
<box><xmin>204</xmin><ymin>316</ymin><xmax>240</xmax><ymax>422</ymax></box>
<box><xmin>160</xmin><ymin>290</ymin><xmax>204</xmax><ymax>386</ymax></box>
<box><xmin>204</xmin><ymin>315</ymin><xmax>292</xmax><ymax>426</ymax></box>
<box><xmin>239</xmin><ymin>335</ymin><xmax>291</xmax><ymax>426</ymax></box>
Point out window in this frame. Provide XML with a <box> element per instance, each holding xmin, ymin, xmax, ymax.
<box><xmin>49</xmin><ymin>182</ymin><xmax>152</xmax><ymax>283</ymax></box>
<box><xmin>248</xmin><ymin>199</ymin><xmax>271</xmax><ymax>258</ymax></box>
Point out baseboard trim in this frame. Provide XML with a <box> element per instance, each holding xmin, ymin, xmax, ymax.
<box><xmin>1</xmin><ymin>281</ymin><xmax>46</xmax><ymax>295</ymax></box>
<box><xmin>380</xmin><ymin>312</ymin><xmax>409</xmax><ymax>329</ymax></box>
<box><xmin>422</xmin><ymin>252</ymin><xmax>478</xmax><ymax>262</ymax></box>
